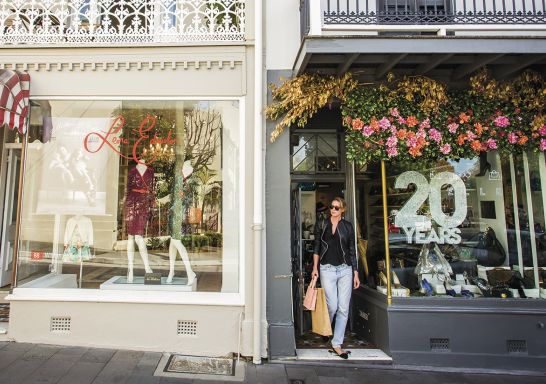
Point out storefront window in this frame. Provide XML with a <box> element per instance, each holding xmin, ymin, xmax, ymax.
<box><xmin>15</xmin><ymin>99</ymin><xmax>240</xmax><ymax>293</ymax></box>
<box><xmin>360</xmin><ymin>152</ymin><xmax>545</xmax><ymax>299</ymax></box>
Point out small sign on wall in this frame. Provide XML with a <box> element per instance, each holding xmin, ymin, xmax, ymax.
<box><xmin>30</xmin><ymin>251</ymin><xmax>45</xmax><ymax>260</ymax></box>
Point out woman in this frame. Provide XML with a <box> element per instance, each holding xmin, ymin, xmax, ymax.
<box><xmin>312</xmin><ymin>197</ymin><xmax>360</xmax><ymax>359</ymax></box>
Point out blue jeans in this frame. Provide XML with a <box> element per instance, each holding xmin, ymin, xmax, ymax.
<box><xmin>320</xmin><ymin>263</ymin><xmax>353</xmax><ymax>348</ymax></box>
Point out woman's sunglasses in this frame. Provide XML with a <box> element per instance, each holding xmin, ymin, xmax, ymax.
<box><xmin>329</xmin><ymin>205</ymin><xmax>341</xmax><ymax>211</ymax></box>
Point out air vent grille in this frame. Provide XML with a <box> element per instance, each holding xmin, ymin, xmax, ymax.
<box><xmin>430</xmin><ymin>338</ymin><xmax>450</xmax><ymax>351</ymax></box>
<box><xmin>177</xmin><ymin>320</ymin><xmax>197</xmax><ymax>336</ymax></box>
<box><xmin>50</xmin><ymin>316</ymin><xmax>71</xmax><ymax>332</ymax></box>
<box><xmin>507</xmin><ymin>340</ymin><xmax>527</xmax><ymax>354</ymax></box>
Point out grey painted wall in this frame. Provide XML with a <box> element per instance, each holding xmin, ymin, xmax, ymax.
<box><xmin>266</xmin><ymin>69</ymin><xmax>296</xmax><ymax>358</ymax></box>
<box><xmin>388</xmin><ymin>298</ymin><xmax>546</xmax><ymax>371</ymax></box>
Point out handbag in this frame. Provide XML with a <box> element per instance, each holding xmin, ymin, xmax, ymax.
<box><xmin>311</xmin><ymin>287</ymin><xmax>333</xmax><ymax>337</ymax></box>
<box><xmin>471</xmin><ymin>227</ymin><xmax>506</xmax><ymax>267</ymax></box>
<box><xmin>303</xmin><ymin>276</ymin><xmax>318</xmax><ymax>310</ymax></box>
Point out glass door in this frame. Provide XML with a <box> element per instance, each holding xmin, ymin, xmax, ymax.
<box><xmin>0</xmin><ymin>145</ymin><xmax>21</xmax><ymax>287</ymax></box>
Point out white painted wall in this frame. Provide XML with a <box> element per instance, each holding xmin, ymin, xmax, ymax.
<box><xmin>265</xmin><ymin>0</ymin><xmax>301</xmax><ymax>70</ymax></box>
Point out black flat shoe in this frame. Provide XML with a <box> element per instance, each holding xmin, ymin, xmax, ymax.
<box><xmin>329</xmin><ymin>349</ymin><xmax>350</xmax><ymax>359</ymax></box>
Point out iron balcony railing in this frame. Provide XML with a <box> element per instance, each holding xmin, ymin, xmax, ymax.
<box><xmin>0</xmin><ymin>0</ymin><xmax>245</xmax><ymax>46</ymax></box>
<box><xmin>301</xmin><ymin>0</ymin><xmax>545</xmax><ymax>30</ymax></box>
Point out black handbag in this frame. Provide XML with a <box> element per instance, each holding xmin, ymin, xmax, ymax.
<box><xmin>471</xmin><ymin>227</ymin><xmax>506</xmax><ymax>267</ymax></box>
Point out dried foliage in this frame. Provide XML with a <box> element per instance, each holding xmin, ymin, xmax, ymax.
<box><xmin>266</xmin><ymin>73</ymin><xmax>358</xmax><ymax>142</ymax></box>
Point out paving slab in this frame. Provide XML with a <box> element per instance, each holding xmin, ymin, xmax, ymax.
<box><xmin>57</xmin><ymin>361</ymin><xmax>105</xmax><ymax>384</ymax></box>
<box><xmin>21</xmin><ymin>354</ymin><xmax>80</xmax><ymax>384</ymax></box>
<box><xmin>80</xmin><ymin>348</ymin><xmax>117</xmax><ymax>364</ymax></box>
<box><xmin>255</xmin><ymin>364</ymin><xmax>288</xmax><ymax>384</ymax></box>
<box><xmin>285</xmin><ymin>365</ymin><xmax>321</xmax><ymax>384</ymax></box>
<box><xmin>91</xmin><ymin>350</ymin><xmax>144</xmax><ymax>384</ymax></box>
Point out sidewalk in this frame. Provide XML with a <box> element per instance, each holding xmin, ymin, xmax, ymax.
<box><xmin>0</xmin><ymin>342</ymin><xmax>545</xmax><ymax>384</ymax></box>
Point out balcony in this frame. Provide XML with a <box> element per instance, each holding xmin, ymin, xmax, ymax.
<box><xmin>0</xmin><ymin>0</ymin><xmax>245</xmax><ymax>46</ymax></box>
<box><xmin>302</xmin><ymin>0</ymin><xmax>546</xmax><ymax>37</ymax></box>
<box><xmin>295</xmin><ymin>0</ymin><xmax>546</xmax><ymax>80</ymax></box>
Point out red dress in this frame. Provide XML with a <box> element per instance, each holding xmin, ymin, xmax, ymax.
<box><xmin>124</xmin><ymin>166</ymin><xmax>155</xmax><ymax>236</ymax></box>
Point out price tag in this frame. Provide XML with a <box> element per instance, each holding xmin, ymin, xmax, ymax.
<box><xmin>31</xmin><ymin>251</ymin><xmax>45</xmax><ymax>260</ymax></box>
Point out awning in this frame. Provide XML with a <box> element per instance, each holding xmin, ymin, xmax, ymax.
<box><xmin>0</xmin><ymin>69</ymin><xmax>30</xmax><ymax>134</ymax></box>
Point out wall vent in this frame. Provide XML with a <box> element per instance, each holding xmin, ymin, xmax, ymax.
<box><xmin>507</xmin><ymin>340</ymin><xmax>527</xmax><ymax>354</ymax></box>
<box><xmin>177</xmin><ymin>320</ymin><xmax>197</xmax><ymax>336</ymax></box>
<box><xmin>50</xmin><ymin>316</ymin><xmax>71</xmax><ymax>333</ymax></box>
<box><xmin>430</xmin><ymin>338</ymin><xmax>450</xmax><ymax>352</ymax></box>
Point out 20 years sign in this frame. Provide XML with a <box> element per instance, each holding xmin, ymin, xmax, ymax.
<box><xmin>394</xmin><ymin>171</ymin><xmax>467</xmax><ymax>245</ymax></box>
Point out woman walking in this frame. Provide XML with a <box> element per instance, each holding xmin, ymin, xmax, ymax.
<box><xmin>312</xmin><ymin>197</ymin><xmax>360</xmax><ymax>359</ymax></box>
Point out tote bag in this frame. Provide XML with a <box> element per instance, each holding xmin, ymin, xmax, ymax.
<box><xmin>311</xmin><ymin>287</ymin><xmax>333</xmax><ymax>336</ymax></box>
<box><xmin>303</xmin><ymin>276</ymin><xmax>317</xmax><ymax>310</ymax></box>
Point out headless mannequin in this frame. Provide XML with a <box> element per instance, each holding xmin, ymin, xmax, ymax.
<box><xmin>167</xmin><ymin>160</ymin><xmax>196</xmax><ymax>285</ymax></box>
<box><xmin>127</xmin><ymin>162</ymin><xmax>153</xmax><ymax>283</ymax></box>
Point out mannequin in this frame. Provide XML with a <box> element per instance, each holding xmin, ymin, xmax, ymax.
<box><xmin>167</xmin><ymin>159</ymin><xmax>196</xmax><ymax>285</ymax></box>
<box><xmin>63</xmin><ymin>215</ymin><xmax>94</xmax><ymax>262</ymax></box>
<box><xmin>124</xmin><ymin>161</ymin><xmax>155</xmax><ymax>283</ymax></box>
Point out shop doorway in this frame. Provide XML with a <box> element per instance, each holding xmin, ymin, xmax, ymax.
<box><xmin>0</xmin><ymin>131</ymin><xmax>21</xmax><ymax>288</ymax></box>
<box><xmin>291</xmin><ymin>181</ymin><xmax>378</xmax><ymax>354</ymax></box>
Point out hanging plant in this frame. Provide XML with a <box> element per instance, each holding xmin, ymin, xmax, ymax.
<box><xmin>342</xmin><ymin>70</ymin><xmax>546</xmax><ymax>165</ymax></box>
<box><xmin>266</xmin><ymin>73</ymin><xmax>358</xmax><ymax>142</ymax></box>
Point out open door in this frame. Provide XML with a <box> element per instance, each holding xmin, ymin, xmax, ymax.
<box><xmin>0</xmin><ymin>145</ymin><xmax>21</xmax><ymax>287</ymax></box>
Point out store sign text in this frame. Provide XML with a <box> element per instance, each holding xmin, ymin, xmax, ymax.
<box><xmin>83</xmin><ymin>115</ymin><xmax>175</xmax><ymax>164</ymax></box>
<box><xmin>394</xmin><ymin>171</ymin><xmax>467</xmax><ymax>245</ymax></box>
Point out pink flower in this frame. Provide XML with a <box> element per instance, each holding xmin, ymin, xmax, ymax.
<box><xmin>390</xmin><ymin>126</ymin><xmax>398</xmax><ymax>134</ymax></box>
<box><xmin>428</xmin><ymin>128</ymin><xmax>442</xmax><ymax>143</ymax></box>
<box><xmin>440</xmin><ymin>144</ymin><xmax>452</xmax><ymax>155</ymax></box>
<box><xmin>390</xmin><ymin>107</ymin><xmax>399</xmax><ymax>117</ymax></box>
<box><xmin>466</xmin><ymin>130</ymin><xmax>477</xmax><ymax>140</ymax></box>
<box><xmin>508</xmin><ymin>132</ymin><xmax>518</xmax><ymax>144</ymax></box>
<box><xmin>540</xmin><ymin>139</ymin><xmax>546</xmax><ymax>151</ymax></box>
<box><xmin>494</xmin><ymin>116</ymin><xmax>510</xmax><ymax>128</ymax></box>
<box><xmin>486</xmin><ymin>138</ymin><xmax>498</xmax><ymax>149</ymax></box>
<box><xmin>397</xmin><ymin>116</ymin><xmax>406</xmax><ymax>125</ymax></box>
<box><xmin>448</xmin><ymin>123</ymin><xmax>459</xmax><ymax>134</ymax></box>
<box><xmin>386</xmin><ymin>146</ymin><xmax>398</xmax><ymax>157</ymax></box>
<box><xmin>379</xmin><ymin>117</ymin><xmax>391</xmax><ymax>130</ymax></box>
<box><xmin>539</xmin><ymin>125</ymin><xmax>546</xmax><ymax>136</ymax></box>
<box><xmin>386</xmin><ymin>136</ymin><xmax>398</xmax><ymax>148</ymax></box>
<box><xmin>362</xmin><ymin>125</ymin><xmax>374</xmax><ymax>137</ymax></box>
<box><xmin>419</xmin><ymin>118</ymin><xmax>431</xmax><ymax>129</ymax></box>
<box><xmin>406</xmin><ymin>136</ymin><xmax>418</xmax><ymax>148</ymax></box>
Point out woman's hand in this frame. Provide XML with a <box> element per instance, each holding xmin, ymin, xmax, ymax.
<box><xmin>353</xmin><ymin>271</ymin><xmax>360</xmax><ymax>289</ymax></box>
<box><xmin>311</xmin><ymin>267</ymin><xmax>319</xmax><ymax>279</ymax></box>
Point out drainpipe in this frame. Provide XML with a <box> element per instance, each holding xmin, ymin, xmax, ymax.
<box><xmin>253</xmin><ymin>0</ymin><xmax>264</xmax><ymax>365</ymax></box>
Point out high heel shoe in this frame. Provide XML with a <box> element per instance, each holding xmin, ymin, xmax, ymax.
<box><xmin>392</xmin><ymin>271</ymin><xmax>401</xmax><ymax>288</ymax></box>
<box><xmin>444</xmin><ymin>280</ymin><xmax>456</xmax><ymax>297</ymax></box>
<box><xmin>470</xmin><ymin>276</ymin><xmax>492</xmax><ymax>297</ymax></box>
<box><xmin>421</xmin><ymin>278</ymin><xmax>433</xmax><ymax>296</ymax></box>
<box><xmin>378</xmin><ymin>271</ymin><xmax>388</xmax><ymax>287</ymax></box>
<box><xmin>475</xmin><ymin>152</ymin><xmax>491</xmax><ymax>177</ymax></box>
<box><xmin>508</xmin><ymin>272</ymin><xmax>527</xmax><ymax>298</ymax></box>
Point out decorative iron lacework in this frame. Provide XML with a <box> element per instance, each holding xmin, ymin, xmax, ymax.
<box><xmin>320</xmin><ymin>0</ymin><xmax>546</xmax><ymax>25</ymax></box>
<box><xmin>0</xmin><ymin>0</ymin><xmax>245</xmax><ymax>46</ymax></box>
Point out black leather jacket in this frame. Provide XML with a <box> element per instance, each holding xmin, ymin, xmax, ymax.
<box><xmin>313</xmin><ymin>218</ymin><xmax>357</xmax><ymax>271</ymax></box>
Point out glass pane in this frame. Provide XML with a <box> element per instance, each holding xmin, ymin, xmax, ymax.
<box><xmin>316</xmin><ymin>134</ymin><xmax>340</xmax><ymax>172</ymax></box>
<box><xmin>16</xmin><ymin>99</ymin><xmax>239</xmax><ymax>293</ymax></box>
<box><xmin>292</xmin><ymin>134</ymin><xmax>316</xmax><ymax>172</ymax></box>
<box><xmin>359</xmin><ymin>152</ymin><xmax>544</xmax><ymax>299</ymax></box>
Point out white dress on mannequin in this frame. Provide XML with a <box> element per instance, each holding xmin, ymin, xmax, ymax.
<box><xmin>167</xmin><ymin>160</ymin><xmax>196</xmax><ymax>285</ymax></box>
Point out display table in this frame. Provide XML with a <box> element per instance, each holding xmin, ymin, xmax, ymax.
<box><xmin>100</xmin><ymin>276</ymin><xmax>197</xmax><ymax>292</ymax></box>
<box><xmin>20</xmin><ymin>273</ymin><xmax>77</xmax><ymax>288</ymax></box>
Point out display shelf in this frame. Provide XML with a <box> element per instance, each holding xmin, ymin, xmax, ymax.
<box><xmin>100</xmin><ymin>276</ymin><xmax>197</xmax><ymax>291</ymax></box>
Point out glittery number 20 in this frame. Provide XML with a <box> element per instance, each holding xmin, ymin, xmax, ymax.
<box><xmin>394</xmin><ymin>171</ymin><xmax>467</xmax><ymax>229</ymax></box>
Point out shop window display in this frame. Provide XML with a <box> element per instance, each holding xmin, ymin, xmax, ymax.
<box><xmin>15</xmin><ymin>100</ymin><xmax>240</xmax><ymax>293</ymax></box>
<box><xmin>359</xmin><ymin>152</ymin><xmax>546</xmax><ymax>299</ymax></box>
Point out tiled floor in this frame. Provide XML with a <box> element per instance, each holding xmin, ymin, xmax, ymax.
<box><xmin>296</xmin><ymin>331</ymin><xmax>375</xmax><ymax>349</ymax></box>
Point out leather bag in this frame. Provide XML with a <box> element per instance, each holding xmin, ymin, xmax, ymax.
<box><xmin>303</xmin><ymin>276</ymin><xmax>318</xmax><ymax>311</ymax></box>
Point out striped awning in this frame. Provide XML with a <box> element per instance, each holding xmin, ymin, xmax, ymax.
<box><xmin>0</xmin><ymin>69</ymin><xmax>30</xmax><ymax>134</ymax></box>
